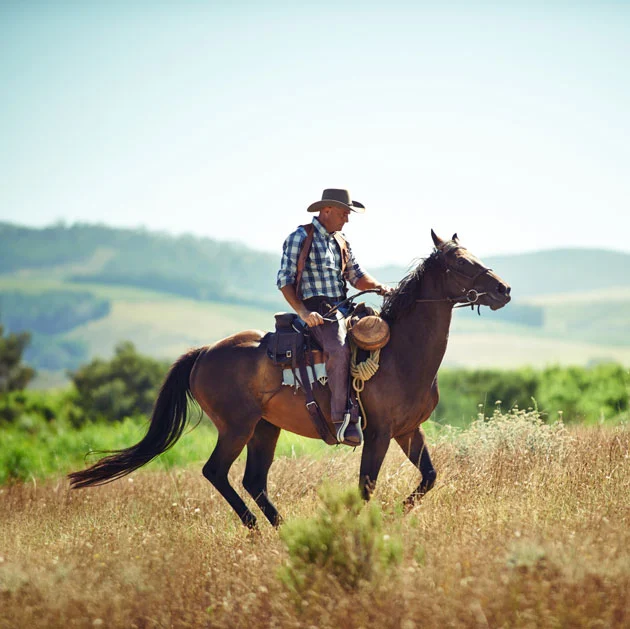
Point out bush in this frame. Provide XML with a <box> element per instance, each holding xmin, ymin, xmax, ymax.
<box><xmin>70</xmin><ymin>341</ymin><xmax>170</xmax><ymax>424</ymax></box>
<box><xmin>537</xmin><ymin>363</ymin><xmax>629</xmax><ymax>423</ymax></box>
<box><xmin>0</xmin><ymin>323</ymin><xmax>35</xmax><ymax>392</ymax></box>
<box><xmin>435</xmin><ymin>404</ymin><xmax>572</xmax><ymax>460</ymax></box>
<box><xmin>435</xmin><ymin>364</ymin><xmax>629</xmax><ymax>425</ymax></box>
<box><xmin>0</xmin><ymin>389</ymin><xmax>80</xmax><ymax>426</ymax></box>
<box><xmin>279</xmin><ymin>485</ymin><xmax>402</xmax><ymax>594</ymax></box>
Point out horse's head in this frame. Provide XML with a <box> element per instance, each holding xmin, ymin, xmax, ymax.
<box><xmin>431</xmin><ymin>230</ymin><xmax>511</xmax><ymax>311</ymax></box>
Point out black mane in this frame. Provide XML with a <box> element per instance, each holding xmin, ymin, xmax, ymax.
<box><xmin>380</xmin><ymin>250</ymin><xmax>445</xmax><ymax>323</ymax></box>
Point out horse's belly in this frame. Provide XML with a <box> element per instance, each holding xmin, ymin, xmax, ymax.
<box><xmin>263</xmin><ymin>387</ymin><xmax>326</xmax><ymax>440</ymax></box>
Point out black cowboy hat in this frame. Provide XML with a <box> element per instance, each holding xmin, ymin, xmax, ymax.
<box><xmin>307</xmin><ymin>189</ymin><xmax>366</xmax><ymax>214</ymax></box>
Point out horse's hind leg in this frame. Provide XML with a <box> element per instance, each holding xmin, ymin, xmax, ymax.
<box><xmin>395</xmin><ymin>427</ymin><xmax>437</xmax><ymax>510</ymax></box>
<box><xmin>202</xmin><ymin>421</ymin><xmax>259</xmax><ymax>528</ymax></box>
<box><xmin>243</xmin><ymin>419</ymin><xmax>282</xmax><ymax>527</ymax></box>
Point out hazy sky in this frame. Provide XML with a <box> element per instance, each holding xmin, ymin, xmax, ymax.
<box><xmin>2</xmin><ymin>1</ymin><xmax>628</xmax><ymax>267</ymax></box>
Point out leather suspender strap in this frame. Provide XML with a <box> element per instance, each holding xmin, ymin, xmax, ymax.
<box><xmin>295</xmin><ymin>223</ymin><xmax>350</xmax><ymax>299</ymax></box>
<box><xmin>295</xmin><ymin>223</ymin><xmax>315</xmax><ymax>300</ymax></box>
<box><xmin>333</xmin><ymin>232</ymin><xmax>349</xmax><ymax>278</ymax></box>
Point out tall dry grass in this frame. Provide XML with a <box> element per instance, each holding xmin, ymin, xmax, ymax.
<box><xmin>1</xmin><ymin>412</ymin><xmax>628</xmax><ymax>628</ymax></box>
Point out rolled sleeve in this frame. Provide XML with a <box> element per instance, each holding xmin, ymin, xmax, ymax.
<box><xmin>276</xmin><ymin>227</ymin><xmax>306</xmax><ymax>290</ymax></box>
<box><xmin>344</xmin><ymin>239</ymin><xmax>366</xmax><ymax>288</ymax></box>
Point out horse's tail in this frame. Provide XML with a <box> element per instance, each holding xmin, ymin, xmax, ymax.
<box><xmin>68</xmin><ymin>347</ymin><xmax>203</xmax><ymax>489</ymax></box>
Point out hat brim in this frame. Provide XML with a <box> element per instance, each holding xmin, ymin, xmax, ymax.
<box><xmin>307</xmin><ymin>199</ymin><xmax>366</xmax><ymax>214</ymax></box>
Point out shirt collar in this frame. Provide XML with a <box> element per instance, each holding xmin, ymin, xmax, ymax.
<box><xmin>312</xmin><ymin>216</ymin><xmax>334</xmax><ymax>238</ymax></box>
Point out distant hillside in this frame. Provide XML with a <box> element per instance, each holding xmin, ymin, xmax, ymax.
<box><xmin>0</xmin><ymin>222</ymin><xmax>284</xmax><ymax>309</ymax></box>
<box><xmin>4</xmin><ymin>222</ymin><xmax>630</xmax><ymax>302</ymax></box>
<box><xmin>2</xmin><ymin>221</ymin><xmax>630</xmax><ymax>375</ymax></box>
<box><xmin>372</xmin><ymin>248</ymin><xmax>630</xmax><ymax>299</ymax></box>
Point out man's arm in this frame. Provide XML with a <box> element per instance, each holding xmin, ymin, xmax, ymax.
<box><xmin>280</xmin><ymin>284</ymin><xmax>325</xmax><ymax>327</ymax></box>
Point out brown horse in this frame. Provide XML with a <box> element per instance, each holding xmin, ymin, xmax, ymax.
<box><xmin>69</xmin><ymin>230</ymin><xmax>511</xmax><ymax>527</ymax></box>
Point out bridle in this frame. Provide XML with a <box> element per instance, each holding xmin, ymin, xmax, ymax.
<box><xmin>320</xmin><ymin>243</ymin><xmax>494</xmax><ymax>320</ymax></box>
<box><xmin>416</xmin><ymin>243</ymin><xmax>493</xmax><ymax>312</ymax></box>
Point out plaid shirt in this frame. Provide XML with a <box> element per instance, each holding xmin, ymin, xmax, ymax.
<box><xmin>277</xmin><ymin>217</ymin><xmax>365</xmax><ymax>300</ymax></box>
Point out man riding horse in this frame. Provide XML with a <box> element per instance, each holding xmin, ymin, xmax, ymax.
<box><xmin>277</xmin><ymin>189</ymin><xmax>393</xmax><ymax>447</ymax></box>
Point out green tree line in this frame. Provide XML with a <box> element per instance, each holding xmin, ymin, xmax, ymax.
<box><xmin>435</xmin><ymin>363</ymin><xmax>629</xmax><ymax>425</ymax></box>
<box><xmin>1</xmin><ymin>323</ymin><xmax>628</xmax><ymax>430</ymax></box>
<box><xmin>0</xmin><ymin>290</ymin><xmax>110</xmax><ymax>335</ymax></box>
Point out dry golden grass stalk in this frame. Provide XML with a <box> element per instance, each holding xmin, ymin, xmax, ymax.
<box><xmin>1</xmin><ymin>415</ymin><xmax>628</xmax><ymax>628</ymax></box>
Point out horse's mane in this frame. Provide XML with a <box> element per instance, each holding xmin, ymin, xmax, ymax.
<box><xmin>380</xmin><ymin>249</ymin><xmax>445</xmax><ymax>323</ymax></box>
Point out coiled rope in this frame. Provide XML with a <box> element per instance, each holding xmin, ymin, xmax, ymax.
<box><xmin>350</xmin><ymin>344</ymin><xmax>381</xmax><ymax>429</ymax></box>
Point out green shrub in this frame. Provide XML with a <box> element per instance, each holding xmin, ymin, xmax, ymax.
<box><xmin>0</xmin><ymin>388</ymin><xmax>78</xmax><ymax>425</ymax></box>
<box><xmin>435</xmin><ymin>364</ymin><xmax>629</xmax><ymax>425</ymax></box>
<box><xmin>0</xmin><ymin>324</ymin><xmax>35</xmax><ymax>392</ymax></box>
<box><xmin>537</xmin><ymin>363</ymin><xmax>629</xmax><ymax>423</ymax></box>
<box><xmin>435</xmin><ymin>404</ymin><xmax>572</xmax><ymax>460</ymax></box>
<box><xmin>279</xmin><ymin>485</ymin><xmax>402</xmax><ymax>594</ymax></box>
<box><xmin>70</xmin><ymin>341</ymin><xmax>169</xmax><ymax>424</ymax></box>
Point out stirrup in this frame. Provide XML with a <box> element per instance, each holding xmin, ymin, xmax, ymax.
<box><xmin>335</xmin><ymin>412</ymin><xmax>351</xmax><ymax>442</ymax></box>
<box><xmin>334</xmin><ymin>414</ymin><xmax>363</xmax><ymax>446</ymax></box>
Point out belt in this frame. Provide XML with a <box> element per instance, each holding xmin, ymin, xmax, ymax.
<box><xmin>303</xmin><ymin>296</ymin><xmax>350</xmax><ymax>317</ymax></box>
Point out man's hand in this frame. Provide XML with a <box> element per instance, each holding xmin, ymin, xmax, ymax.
<box><xmin>302</xmin><ymin>311</ymin><xmax>325</xmax><ymax>327</ymax></box>
<box><xmin>377</xmin><ymin>284</ymin><xmax>394</xmax><ymax>297</ymax></box>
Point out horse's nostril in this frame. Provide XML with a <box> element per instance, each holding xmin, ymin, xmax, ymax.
<box><xmin>506</xmin><ymin>286</ymin><xmax>511</xmax><ymax>296</ymax></box>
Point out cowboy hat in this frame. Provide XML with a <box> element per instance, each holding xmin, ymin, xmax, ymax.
<box><xmin>307</xmin><ymin>189</ymin><xmax>366</xmax><ymax>214</ymax></box>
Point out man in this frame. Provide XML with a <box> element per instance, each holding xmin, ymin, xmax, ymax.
<box><xmin>277</xmin><ymin>188</ymin><xmax>392</xmax><ymax>447</ymax></box>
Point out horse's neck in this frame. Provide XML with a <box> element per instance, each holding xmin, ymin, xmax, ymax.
<box><xmin>388</xmin><ymin>273</ymin><xmax>454</xmax><ymax>388</ymax></box>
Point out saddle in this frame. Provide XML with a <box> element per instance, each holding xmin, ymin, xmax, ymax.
<box><xmin>266</xmin><ymin>312</ymin><xmax>336</xmax><ymax>444</ymax></box>
<box><xmin>266</xmin><ymin>306</ymin><xmax>391</xmax><ymax>445</ymax></box>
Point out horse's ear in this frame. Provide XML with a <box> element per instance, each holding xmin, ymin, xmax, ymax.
<box><xmin>431</xmin><ymin>229</ymin><xmax>445</xmax><ymax>248</ymax></box>
<box><xmin>452</xmin><ymin>233</ymin><xmax>459</xmax><ymax>243</ymax></box>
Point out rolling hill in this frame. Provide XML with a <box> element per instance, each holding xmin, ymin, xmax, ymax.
<box><xmin>2</xmin><ymin>221</ymin><xmax>629</xmax><ymax>379</ymax></box>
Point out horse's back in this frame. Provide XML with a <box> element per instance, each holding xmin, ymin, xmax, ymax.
<box><xmin>189</xmin><ymin>330</ymin><xmax>281</xmax><ymax>422</ymax></box>
<box><xmin>206</xmin><ymin>329</ymin><xmax>267</xmax><ymax>351</ymax></box>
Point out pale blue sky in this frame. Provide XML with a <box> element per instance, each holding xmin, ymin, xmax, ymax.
<box><xmin>1</xmin><ymin>1</ymin><xmax>628</xmax><ymax>267</ymax></box>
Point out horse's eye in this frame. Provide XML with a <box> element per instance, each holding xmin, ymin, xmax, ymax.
<box><xmin>458</xmin><ymin>259</ymin><xmax>466</xmax><ymax>266</ymax></box>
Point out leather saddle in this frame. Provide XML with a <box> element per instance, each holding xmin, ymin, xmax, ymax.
<box><xmin>264</xmin><ymin>306</ymin><xmax>390</xmax><ymax>445</ymax></box>
<box><xmin>265</xmin><ymin>313</ymin><xmax>337</xmax><ymax>444</ymax></box>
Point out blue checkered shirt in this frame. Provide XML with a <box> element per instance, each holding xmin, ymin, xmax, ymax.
<box><xmin>277</xmin><ymin>217</ymin><xmax>365</xmax><ymax>300</ymax></box>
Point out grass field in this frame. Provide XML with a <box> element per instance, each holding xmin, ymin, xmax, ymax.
<box><xmin>0</xmin><ymin>415</ymin><xmax>329</xmax><ymax>485</ymax></box>
<box><xmin>1</xmin><ymin>413</ymin><xmax>628</xmax><ymax>628</ymax></box>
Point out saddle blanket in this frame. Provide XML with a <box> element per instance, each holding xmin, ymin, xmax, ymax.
<box><xmin>282</xmin><ymin>363</ymin><xmax>328</xmax><ymax>389</ymax></box>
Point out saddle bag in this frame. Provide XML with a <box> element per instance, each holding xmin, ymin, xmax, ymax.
<box><xmin>267</xmin><ymin>313</ymin><xmax>304</xmax><ymax>365</ymax></box>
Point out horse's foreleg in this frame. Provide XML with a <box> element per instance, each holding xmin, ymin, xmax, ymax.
<box><xmin>395</xmin><ymin>427</ymin><xmax>437</xmax><ymax>509</ymax></box>
<box><xmin>202</xmin><ymin>424</ymin><xmax>258</xmax><ymax>528</ymax></box>
<box><xmin>243</xmin><ymin>419</ymin><xmax>282</xmax><ymax>527</ymax></box>
<box><xmin>358</xmin><ymin>425</ymin><xmax>391</xmax><ymax>500</ymax></box>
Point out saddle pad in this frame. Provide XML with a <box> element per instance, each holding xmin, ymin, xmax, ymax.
<box><xmin>282</xmin><ymin>363</ymin><xmax>328</xmax><ymax>389</ymax></box>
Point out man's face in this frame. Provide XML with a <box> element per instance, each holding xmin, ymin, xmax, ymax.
<box><xmin>320</xmin><ymin>206</ymin><xmax>351</xmax><ymax>233</ymax></box>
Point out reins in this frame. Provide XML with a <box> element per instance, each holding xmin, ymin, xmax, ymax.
<box><xmin>322</xmin><ymin>288</ymin><xmax>382</xmax><ymax>320</ymax></box>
